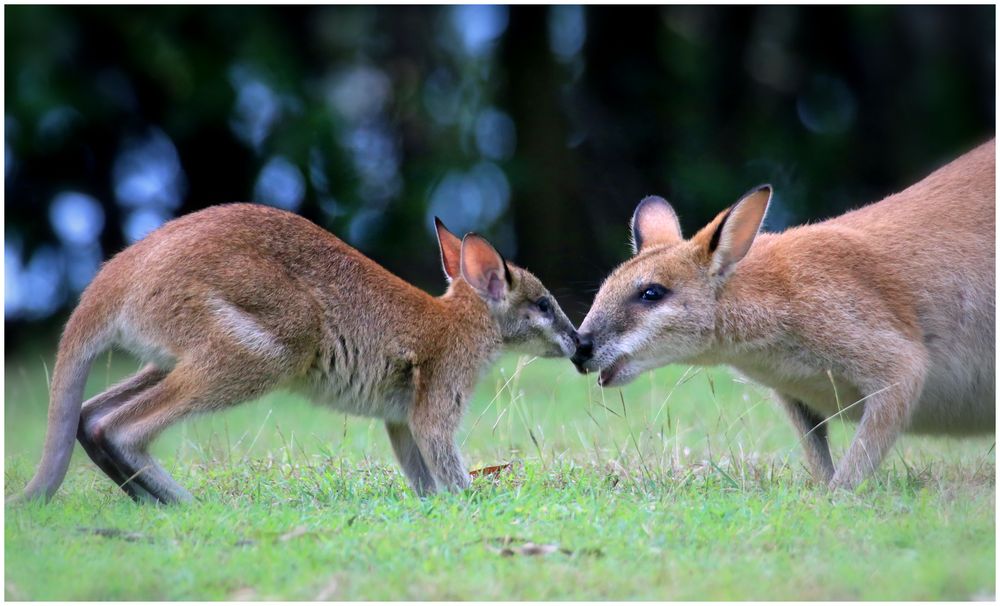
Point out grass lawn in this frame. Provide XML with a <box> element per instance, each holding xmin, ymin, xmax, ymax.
<box><xmin>4</xmin><ymin>348</ymin><xmax>995</xmax><ymax>600</ymax></box>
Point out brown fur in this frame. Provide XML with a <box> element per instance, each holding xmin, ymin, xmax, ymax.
<box><xmin>574</xmin><ymin>139</ymin><xmax>995</xmax><ymax>489</ymax></box>
<box><xmin>16</xmin><ymin>204</ymin><xmax>578</xmax><ymax>504</ymax></box>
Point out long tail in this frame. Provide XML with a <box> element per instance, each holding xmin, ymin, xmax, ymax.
<box><xmin>13</xmin><ymin>298</ymin><xmax>114</xmax><ymax>503</ymax></box>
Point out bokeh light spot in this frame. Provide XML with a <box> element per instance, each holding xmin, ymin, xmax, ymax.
<box><xmin>797</xmin><ymin>75</ymin><xmax>857</xmax><ymax>135</ymax></box>
<box><xmin>254</xmin><ymin>155</ymin><xmax>306</xmax><ymax>212</ymax></box>
<box><xmin>49</xmin><ymin>192</ymin><xmax>105</xmax><ymax>246</ymax></box>
<box><xmin>427</xmin><ymin>161</ymin><xmax>510</xmax><ymax>236</ymax></box>
<box><xmin>5</xmin><ymin>240</ymin><xmax>66</xmax><ymax>320</ymax></box>
<box><xmin>124</xmin><ymin>208</ymin><xmax>170</xmax><ymax>243</ymax></box>
<box><xmin>475</xmin><ymin>107</ymin><xmax>517</xmax><ymax>161</ymax></box>
<box><xmin>326</xmin><ymin>65</ymin><xmax>392</xmax><ymax>124</ymax></box>
<box><xmin>229</xmin><ymin>66</ymin><xmax>280</xmax><ymax>150</ymax></box>
<box><xmin>64</xmin><ymin>243</ymin><xmax>103</xmax><ymax>293</ymax></box>
<box><xmin>451</xmin><ymin>5</ymin><xmax>509</xmax><ymax>56</ymax></box>
<box><xmin>113</xmin><ymin>128</ymin><xmax>187</xmax><ymax>211</ymax></box>
<box><xmin>548</xmin><ymin>6</ymin><xmax>586</xmax><ymax>61</ymax></box>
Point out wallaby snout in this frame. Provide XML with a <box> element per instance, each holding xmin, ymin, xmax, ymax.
<box><xmin>570</xmin><ymin>328</ymin><xmax>633</xmax><ymax>387</ymax></box>
<box><xmin>570</xmin><ymin>332</ymin><xmax>593</xmax><ymax>370</ymax></box>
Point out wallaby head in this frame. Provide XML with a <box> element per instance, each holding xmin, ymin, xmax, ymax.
<box><xmin>573</xmin><ymin>185</ymin><xmax>771</xmax><ymax>386</ymax></box>
<box><xmin>435</xmin><ymin>218</ymin><xmax>578</xmax><ymax>358</ymax></box>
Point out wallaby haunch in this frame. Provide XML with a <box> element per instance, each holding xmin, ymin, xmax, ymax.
<box><xmin>573</xmin><ymin>139</ymin><xmax>995</xmax><ymax>489</ymax></box>
<box><xmin>16</xmin><ymin>204</ymin><xmax>578</xmax><ymax>504</ymax></box>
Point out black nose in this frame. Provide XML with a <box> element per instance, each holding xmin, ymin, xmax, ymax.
<box><xmin>571</xmin><ymin>333</ymin><xmax>594</xmax><ymax>368</ymax></box>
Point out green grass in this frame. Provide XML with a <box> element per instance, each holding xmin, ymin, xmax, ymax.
<box><xmin>5</xmin><ymin>349</ymin><xmax>995</xmax><ymax>600</ymax></box>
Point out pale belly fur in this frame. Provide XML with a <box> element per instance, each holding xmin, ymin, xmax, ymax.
<box><xmin>730</xmin><ymin>361</ymin><xmax>994</xmax><ymax>436</ymax></box>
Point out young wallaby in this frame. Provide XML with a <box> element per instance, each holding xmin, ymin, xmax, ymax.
<box><xmin>572</xmin><ymin>139</ymin><xmax>995</xmax><ymax>489</ymax></box>
<box><xmin>15</xmin><ymin>204</ymin><xmax>578</xmax><ymax>504</ymax></box>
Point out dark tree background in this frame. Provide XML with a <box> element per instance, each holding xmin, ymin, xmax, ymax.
<box><xmin>5</xmin><ymin>5</ymin><xmax>995</xmax><ymax>353</ymax></box>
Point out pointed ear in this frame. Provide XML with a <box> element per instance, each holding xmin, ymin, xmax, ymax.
<box><xmin>706</xmin><ymin>185</ymin><xmax>772</xmax><ymax>278</ymax></box>
<box><xmin>460</xmin><ymin>233</ymin><xmax>510</xmax><ymax>303</ymax></box>
<box><xmin>630</xmin><ymin>195</ymin><xmax>682</xmax><ymax>254</ymax></box>
<box><xmin>434</xmin><ymin>217</ymin><xmax>462</xmax><ymax>281</ymax></box>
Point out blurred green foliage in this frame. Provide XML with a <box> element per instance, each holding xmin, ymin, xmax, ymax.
<box><xmin>5</xmin><ymin>6</ymin><xmax>995</xmax><ymax>349</ymax></box>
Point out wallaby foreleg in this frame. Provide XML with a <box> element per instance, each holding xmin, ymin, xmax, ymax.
<box><xmin>830</xmin><ymin>368</ymin><xmax>925</xmax><ymax>490</ymax></box>
<box><xmin>408</xmin><ymin>401</ymin><xmax>470</xmax><ymax>493</ymax></box>
<box><xmin>777</xmin><ymin>394</ymin><xmax>835</xmax><ymax>484</ymax></box>
<box><xmin>386</xmin><ymin>422</ymin><xmax>437</xmax><ymax>496</ymax></box>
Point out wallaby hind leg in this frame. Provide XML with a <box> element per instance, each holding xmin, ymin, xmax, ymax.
<box><xmin>94</xmin><ymin>360</ymin><xmax>282</xmax><ymax>504</ymax></box>
<box><xmin>77</xmin><ymin>364</ymin><xmax>169</xmax><ymax>502</ymax></box>
<box><xmin>776</xmin><ymin>393</ymin><xmax>835</xmax><ymax>484</ymax></box>
<box><xmin>386</xmin><ymin>422</ymin><xmax>436</xmax><ymax>496</ymax></box>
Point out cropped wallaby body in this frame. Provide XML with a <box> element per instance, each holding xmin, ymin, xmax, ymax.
<box><xmin>17</xmin><ymin>204</ymin><xmax>578</xmax><ymax>504</ymax></box>
<box><xmin>573</xmin><ymin>139</ymin><xmax>995</xmax><ymax>489</ymax></box>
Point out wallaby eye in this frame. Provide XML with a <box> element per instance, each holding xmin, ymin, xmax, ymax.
<box><xmin>639</xmin><ymin>284</ymin><xmax>669</xmax><ymax>302</ymax></box>
<box><xmin>536</xmin><ymin>297</ymin><xmax>552</xmax><ymax>314</ymax></box>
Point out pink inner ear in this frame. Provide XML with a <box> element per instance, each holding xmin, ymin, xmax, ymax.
<box><xmin>460</xmin><ymin>234</ymin><xmax>508</xmax><ymax>301</ymax></box>
<box><xmin>486</xmin><ymin>272</ymin><xmax>504</xmax><ymax>301</ymax></box>
<box><xmin>632</xmin><ymin>196</ymin><xmax>682</xmax><ymax>252</ymax></box>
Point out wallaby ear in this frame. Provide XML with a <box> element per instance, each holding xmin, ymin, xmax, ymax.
<box><xmin>630</xmin><ymin>195</ymin><xmax>683</xmax><ymax>254</ymax></box>
<box><xmin>434</xmin><ymin>217</ymin><xmax>462</xmax><ymax>281</ymax></box>
<box><xmin>460</xmin><ymin>233</ymin><xmax>510</xmax><ymax>303</ymax></box>
<box><xmin>707</xmin><ymin>185</ymin><xmax>772</xmax><ymax>278</ymax></box>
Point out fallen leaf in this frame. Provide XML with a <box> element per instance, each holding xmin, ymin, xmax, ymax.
<box><xmin>469</xmin><ymin>462</ymin><xmax>512</xmax><ymax>478</ymax></box>
<box><xmin>5</xmin><ymin>581</ymin><xmax>23</xmax><ymax>600</ymax></box>
<box><xmin>517</xmin><ymin>542</ymin><xmax>560</xmax><ymax>556</ymax></box>
<box><xmin>229</xmin><ymin>587</ymin><xmax>257</xmax><ymax>601</ymax></box>
<box><xmin>279</xmin><ymin>525</ymin><xmax>310</xmax><ymax>542</ymax></box>
<box><xmin>483</xmin><ymin>536</ymin><xmax>565</xmax><ymax>557</ymax></box>
<box><xmin>77</xmin><ymin>527</ymin><xmax>149</xmax><ymax>542</ymax></box>
<box><xmin>486</xmin><ymin>542</ymin><xmax>565</xmax><ymax>557</ymax></box>
<box><xmin>314</xmin><ymin>577</ymin><xmax>339</xmax><ymax>600</ymax></box>
<box><xmin>481</xmin><ymin>536</ymin><xmax>603</xmax><ymax>558</ymax></box>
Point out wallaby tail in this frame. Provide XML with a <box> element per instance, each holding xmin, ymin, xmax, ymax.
<box><xmin>12</xmin><ymin>298</ymin><xmax>114</xmax><ymax>504</ymax></box>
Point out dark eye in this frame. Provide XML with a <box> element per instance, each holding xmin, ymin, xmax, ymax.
<box><xmin>639</xmin><ymin>284</ymin><xmax>669</xmax><ymax>302</ymax></box>
<box><xmin>536</xmin><ymin>297</ymin><xmax>552</xmax><ymax>314</ymax></box>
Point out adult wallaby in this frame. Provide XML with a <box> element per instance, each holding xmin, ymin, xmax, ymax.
<box><xmin>15</xmin><ymin>204</ymin><xmax>579</xmax><ymax>504</ymax></box>
<box><xmin>572</xmin><ymin>139</ymin><xmax>995</xmax><ymax>489</ymax></box>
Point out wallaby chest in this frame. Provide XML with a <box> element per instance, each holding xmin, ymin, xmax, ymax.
<box><xmin>298</xmin><ymin>331</ymin><xmax>421</xmax><ymax>423</ymax></box>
